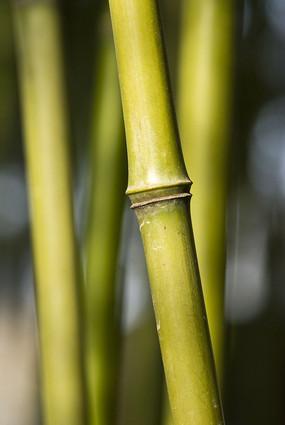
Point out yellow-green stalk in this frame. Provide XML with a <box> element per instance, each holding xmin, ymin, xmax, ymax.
<box><xmin>13</xmin><ymin>1</ymin><xmax>85</xmax><ymax>424</ymax></box>
<box><xmin>85</xmin><ymin>12</ymin><xmax>126</xmax><ymax>425</ymax></box>
<box><xmin>108</xmin><ymin>1</ymin><xmax>224</xmax><ymax>424</ymax></box>
<box><xmin>178</xmin><ymin>0</ymin><xmax>234</xmax><ymax>382</ymax></box>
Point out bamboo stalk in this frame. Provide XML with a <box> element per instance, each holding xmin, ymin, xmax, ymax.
<box><xmin>108</xmin><ymin>1</ymin><xmax>224</xmax><ymax>424</ymax></box>
<box><xmin>84</xmin><ymin>12</ymin><xmax>126</xmax><ymax>425</ymax></box>
<box><xmin>0</xmin><ymin>0</ymin><xmax>16</xmax><ymax>159</ymax></box>
<box><xmin>13</xmin><ymin>1</ymin><xmax>85</xmax><ymax>424</ymax></box>
<box><xmin>178</xmin><ymin>0</ymin><xmax>234</xmax><ymax>382</ymax></box>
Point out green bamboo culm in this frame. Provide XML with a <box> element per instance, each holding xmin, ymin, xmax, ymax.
<box><xmin>85</xmin><ymin>12</ymin><xmax>126</xmax><ymax>425</ymax></box>
<box><xmin>108</xmin><ymin>1</ymin><xmax>224</xmax><ymax>424</ymax></box>
<box><xmin>178</xmin><ymin>0</ymin><xmax>234</xmax><ymax>383</ymax></box>
<box><xmin>13</xmin><ymin>1</ymin><xmax>85</xmax><ymax>424</ymax></box>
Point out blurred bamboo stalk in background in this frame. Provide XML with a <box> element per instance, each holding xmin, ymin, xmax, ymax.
<box><xmin>84</xmin><ymin>11</ymin><xmax>126</xmax><ymax>425</ymax></box>
<box><xmin>108</xmin><ymin>0</ymin><xmax>224</xmax><ymax>424</ymax></box>
<box><xmin>13</xmin><ymin>1</ymin><xmax>86</xmax><ymax>424</ymax></box>
<box><xmin>178</xmin><ymin>0</ymin><xmax>234</xmax><ymax>382</ymax></box>
<box><xmin>0</xmin><ymin>1</ymin><xmax>17</xmax><ymax>160</ymax></box>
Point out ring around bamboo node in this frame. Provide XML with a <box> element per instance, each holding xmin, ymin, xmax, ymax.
<box><xmin>130</xmin><ymin>193</ymin><xmax>192</xmax><ymax>209</ymax></box>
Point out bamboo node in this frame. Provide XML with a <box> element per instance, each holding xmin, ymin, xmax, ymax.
<box><xmin>130</xmin><ymin>193</ymin><xmax>191</xmax><ymax>209</ymax></box>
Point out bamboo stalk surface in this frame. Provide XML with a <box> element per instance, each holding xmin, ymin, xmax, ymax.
<box><xmin>108</xmin><ymin>1</ymin><xmax>224</xmax><ymax>424</ymax></box>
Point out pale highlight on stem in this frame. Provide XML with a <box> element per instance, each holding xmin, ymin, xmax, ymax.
<box><xmin>108</xmin><ymin>0</ymin><xmax>224</xmax><ymax>423</ymax></box>
<box><xmin>13</xmin><ymin>2</ymin><xmax>85</xmax><ymax>424</ymax></box>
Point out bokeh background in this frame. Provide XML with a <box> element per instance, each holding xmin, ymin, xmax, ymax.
<box><xmin>1</xmin><ymin>1</ymin><xmax>285</xmax><ymax>424</ymax></box>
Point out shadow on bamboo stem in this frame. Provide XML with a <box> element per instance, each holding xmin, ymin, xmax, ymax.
<box><xmin>84</xmin><ymin>11</ymin><xmax>127</xmax><ymax>425</ymax></box>
<box><xmin>108</xmin><ymin>0</ymin><xmax>224</xmax><ymax>424</ymax></box>
<box><xmin>13</xmin><ymin>1</ymin><xmax>86</xmax><ymax>424</ymax></box>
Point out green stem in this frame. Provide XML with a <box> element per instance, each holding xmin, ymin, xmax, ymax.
<box><xmin>84</xmin><ymin>12</ymin><xmax>126</xmax><ymax>425</ymax></box>
<box><xmin>108</xmin><ymin>1</ymin><xmax>224</xmax><ymax>424</ymax></box>
<box><xmin>178</xmin><ymin>0</ymin><xmax>234</xmax><ymax>382</ymax></box>
<box><xmin>13</xmin><ymin>2</ymin><xmax>85</xmax><ymax>424</ymax></box>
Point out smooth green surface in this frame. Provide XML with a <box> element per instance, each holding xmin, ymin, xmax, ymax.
<box><xmin>14</xmin><ymin>2</ymin><xmax>85</xmax><ymax>425</ymax></box>
<box><xmin>108</xmin><ymin>0</ymin><xmax>224</xmax><ymax>423</ymax></box>
<box><xmin>178</xmin><ymin>0</ymin><xmax>234</xmax><ymax>381</ymax></box>
<box><xmin>85</xmin><ymin>16</ymin><xmax>126</xmax><ymax>425</ymax></box>
<box><xmin>109</xmin><ymin>0</ymin><xmax>189</xmax><ymax>196</ymax></box>
<box><xmin>136</xmin><ymin>199</ymin><xmax>223</xmax><ymax>425</ymax></box>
